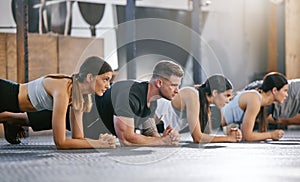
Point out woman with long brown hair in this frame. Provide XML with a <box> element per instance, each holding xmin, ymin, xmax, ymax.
<box><xmin>0</xmin><ymin>56</ymin><xmax>116</xmax><ymax>149</ymax></box>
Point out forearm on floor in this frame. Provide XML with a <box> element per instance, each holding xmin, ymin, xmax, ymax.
<box><xmin>120</xmin><ymin>133</ymin><xmax>164</xmax><ymax>146</ymax></box>
<box><xmin>242</xmin><ymin>132</ymin><xmax>272</xmax><ymax>141</ymax></box>
<box><xmin>54</xmin><ymin>138</ymin><xmax>101</xmax><ymax>149</ymax></box>
<box><xmin>193</xmin><ymin>133</ymin><xmax>230</xmax><ymax>143</ymax></box>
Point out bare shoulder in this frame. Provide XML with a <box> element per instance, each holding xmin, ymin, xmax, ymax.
<box><xmin>240</xmin><ymin>91</ymin><xmax>261</xmax><ymax>100</ymax></box>
<box><xmin>239</xmin><ymin>91</ymin><xmax>261</xmax><ymax>109</ymax></box>
<box><xmin>180</xmin><ymin>87</ymin><xmax>197</xmax><ymax>93</ymax></box>
<box><xmin>179</xmin><ymin>87</ymin><xmax>198</xmax><ymax>99</ymax></box>
<box><xmin>177</xmin><ymin>87</ymin><xmax>200</xmax><ymax>111</ymax></box>
<box><xmin>43</xmin><ymin>76</ymin><xmax>71</xmax><ymax>95</ymax></box>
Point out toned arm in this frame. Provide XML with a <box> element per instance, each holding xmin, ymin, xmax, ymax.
<box><xmin>114</xmin><ymin>116</ymin><xmax>178</xmax><ymax>146</ymax></box>
<box><xmin>240</xmin><ymin>93</ymin><xmax>283</xmax><ymax>141</ymax></box>
<box><xmin>183</xmin><ymin>88</ymin><xmax>241</xmax><ymax>143</ymax></box>
<box><xmin>46</xmin><ymin>79</ymin><xmax>115</xmax><ymax>149</ymax></box>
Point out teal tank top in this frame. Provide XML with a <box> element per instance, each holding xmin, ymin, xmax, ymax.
<box><xmin>222</xmin><ymin>90</ymin><xmax>262</xmax><ymax>124</ymax></box>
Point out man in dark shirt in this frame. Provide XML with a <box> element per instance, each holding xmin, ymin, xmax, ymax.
<box><xmin>96</xmin><ymin>60</ymin><xmax>184</xmax><ymax>146</ymax></box>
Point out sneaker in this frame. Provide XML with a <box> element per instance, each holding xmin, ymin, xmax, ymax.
<box><xmin>3</xmin><ymin>122</ymin><xmax>25</xmax><ymax>144</ymax></box>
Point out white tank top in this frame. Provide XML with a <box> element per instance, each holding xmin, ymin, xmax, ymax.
<box><xmin>155</xmin><ymin>87</ymin><xmax>199</xmax><ymax>132</ymax></box>
<box><xmin>155</xmin><ymin>98</ymin><xmax>189</xmax><ymax>132</ymax></box>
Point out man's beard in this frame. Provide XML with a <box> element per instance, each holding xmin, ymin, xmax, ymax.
<box><xmin>159</xmin><ymin>89</ymin><xmax>172</xmax><ymax>101</ymax></box>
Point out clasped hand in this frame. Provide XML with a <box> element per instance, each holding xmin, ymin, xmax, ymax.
<box><xmin>162</xmin><ymin>125</ymin><xmax>180</xmax><ymax>145</ymax></box>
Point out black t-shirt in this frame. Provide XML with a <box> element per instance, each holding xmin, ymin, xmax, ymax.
<box><xmin>96</xmin><ymin>80</ymin><xmax>157</xmax><ymax>135</ymax></box>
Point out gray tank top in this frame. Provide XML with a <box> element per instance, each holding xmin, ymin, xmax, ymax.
<box><xmin>28</xmin><ymin>77</ymin><xmax>53</xmax><ymax>111</ymax></box>
<box><xmin>273</xmin><ymin>79</ymin><xmax>300</xmax><ymax>119</ymax></box>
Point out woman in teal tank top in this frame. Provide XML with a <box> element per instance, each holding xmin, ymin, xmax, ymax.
<box><xmin>222</xmin><ymin>72</ymin><xmax>288</xmax><ymax>141</ymax></box>
<box><xmin>240</xmin><ymin>79</ymin><xmax>300</xmax><ymax>126</ymax></box>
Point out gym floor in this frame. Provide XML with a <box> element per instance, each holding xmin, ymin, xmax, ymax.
<box><xmin>1</xmin><ymin>130</ymin><xmax>300</xmax><ymax>182</ymax></box>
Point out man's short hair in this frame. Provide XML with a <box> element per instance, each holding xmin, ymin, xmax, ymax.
<box><xmin>152</xmin><ymin>60</ymin><xmax>184</xmax><ymax>79</ymax></box>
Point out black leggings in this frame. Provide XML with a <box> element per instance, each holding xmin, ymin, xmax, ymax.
<box><xmin>0</xmin><ymin>79</ymin><xmax>71</xmax><ymax>132</ymax></box>
<box><xmin>27</xmin><ymin>109</ymin><xmax>71</xmax><ymax>132</ymax></box>
<box><xmin>0</xmin><ymin>79</ymin><xmax>21</xmax><ymax>113</ymax></box>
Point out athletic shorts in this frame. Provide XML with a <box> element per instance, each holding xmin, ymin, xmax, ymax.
<box><xmin>27</xmin><ymin>109</ymin><xmax>71</xmax><ymax>131</ymax></box>
<box><xmin>0</xmin><ymin>79</ymin><xmax>21</xmax><ymax>113</ymax></box>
